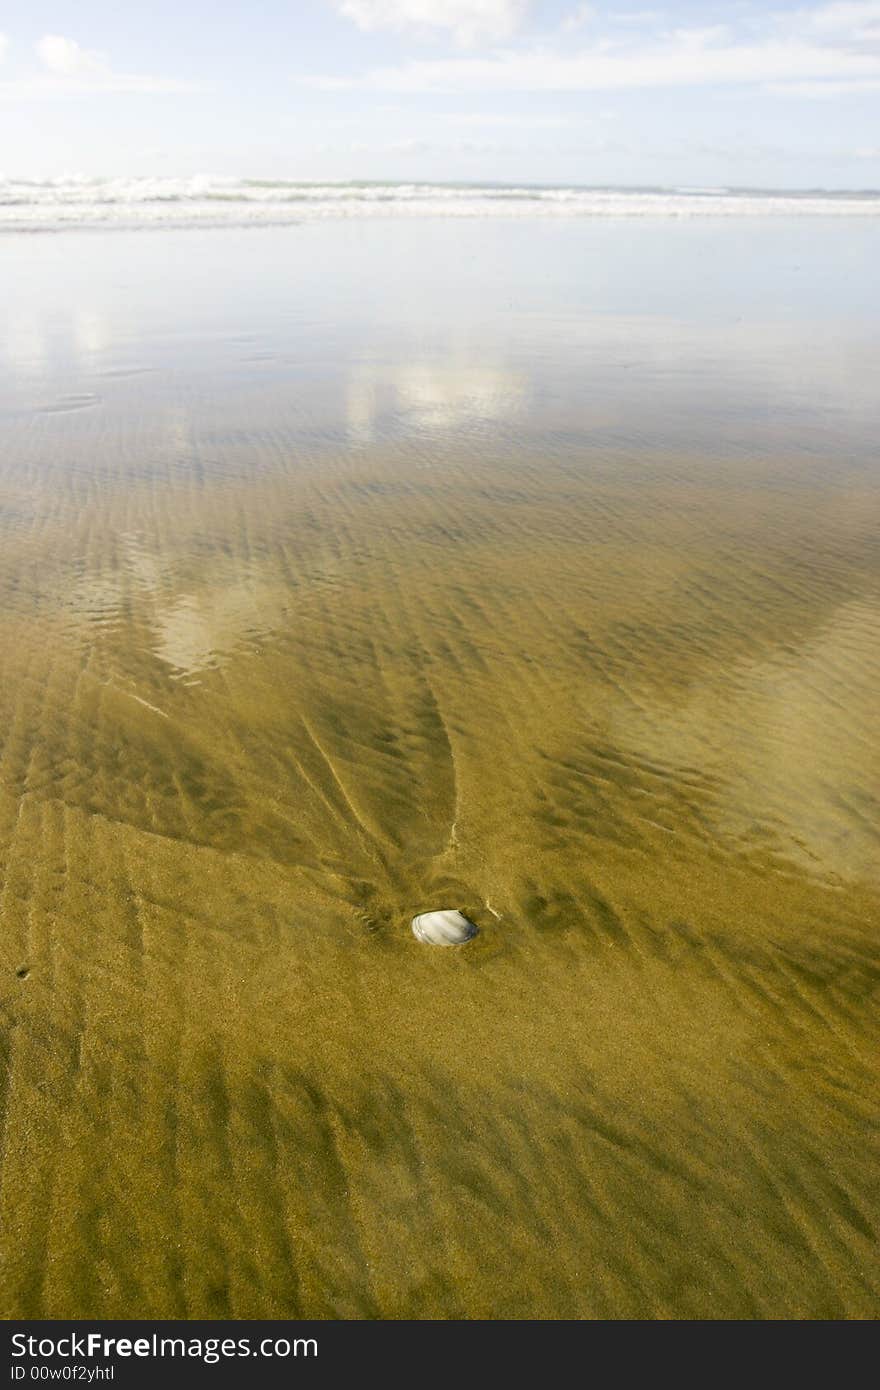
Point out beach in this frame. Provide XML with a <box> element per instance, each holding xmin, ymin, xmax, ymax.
<box><xmin>0</xmin><ymin>212</ymin><xmax>878</xmax><ymax>1318</ymax></box>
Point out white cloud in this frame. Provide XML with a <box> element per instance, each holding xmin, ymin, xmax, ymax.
<box><xmin>769</xmin><ymin>77</ymin><xmax>880</xmax><ymax>94</ymax></box>
<box><xmin>0</xmin><ymin>34</ymin><xmax>8</xmax><ymax>63</ymax></box>
<box><xmin>614</xmin><ymin>9</ymin><xmax>664</xmax><ymax>23</ymax></box>
<box><xmin>1</xmin><ymin>74</ymin><xmax>198</xmax><ymax>100</ymax></box>
<box><xmin>0</xmin><ymin>35</ymin><xmax>199</xmax><ymax>98</ymax></box>
<box><xmin>334</xmin><ymin>0</ymin><xmax>528</xmax><ymax>46</ymax></box>
<box><xmin>36</xmin><ymin>35</ymin><xmax>105</xmax><ymax>75</ymax></box>
<box><xmin>800</xmin><ymin>2</ymin><xmax>880</xmax><ymax>40</ymax></box>
<box><xmin>561</xmin><ymin>3</ymin><xmax>596</xmax><ymax>33</ymax></box>
<box><xmin>306</xmin><ymin>11</ymin><xmax>880</xmax><ymax>93</ymax></box>
<box><xmin>438</xmin><ymin>110</ymin><xmax>576</xmax><ymax>127</ymax></box>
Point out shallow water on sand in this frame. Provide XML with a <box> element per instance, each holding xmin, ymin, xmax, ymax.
<box><xmin>0</xmin><ymin>220</ymin><xmax>878</xmax><ymax>1318</ymax></box>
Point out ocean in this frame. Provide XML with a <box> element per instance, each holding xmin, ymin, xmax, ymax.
<box><xmin>1</xmin><ymin>175</ymin><xmax>879</xmax><ymax>232</ymax></box>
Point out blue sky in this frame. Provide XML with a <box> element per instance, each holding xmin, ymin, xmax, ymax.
<box><xmin>1</xmin><ymin>1</ymin><xmax>879</xmax><ymax>185</ymax></box>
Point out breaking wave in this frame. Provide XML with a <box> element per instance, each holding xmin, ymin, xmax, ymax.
<box><xmin>2</xmin><ymin>176</ymin><xmax>878</xmax><ymax>232</ymax></box>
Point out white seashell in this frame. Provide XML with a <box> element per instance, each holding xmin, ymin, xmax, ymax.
<box><xmin>412</xmin><ymin>908</ymin><xmax>478</xmax><ymax>946</ymax></box>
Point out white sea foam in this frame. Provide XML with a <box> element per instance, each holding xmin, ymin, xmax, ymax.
<box><xmin>1</xmin><ymin>176</ymin><xmax>878</xmax><ymax>231</ymax></box>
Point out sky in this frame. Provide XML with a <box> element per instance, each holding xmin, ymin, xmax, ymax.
<box><xmin>1</xmin><ymin>1</ymin><xmax>879</xmax><ymax>187</ymax></box>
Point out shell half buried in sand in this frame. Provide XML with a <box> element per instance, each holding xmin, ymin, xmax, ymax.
<box><xmin>412</xmin><ymin>908</ymin><xmax>479</xmax><ymax>946</ymax></box>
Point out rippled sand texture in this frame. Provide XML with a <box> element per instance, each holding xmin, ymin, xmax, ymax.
<box><xmin>1</xmin><ymin>223</ymin><xmax>879</xmax><ymax>1319</ymax></box>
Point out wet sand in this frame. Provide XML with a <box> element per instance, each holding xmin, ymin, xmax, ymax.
<box><xmin>0</xmin><ymin>222</ymin><xmax>878</xmax><ymax>1318</ymax></box>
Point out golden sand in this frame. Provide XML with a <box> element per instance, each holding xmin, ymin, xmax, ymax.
<box><xmin>0</xmin><ymin>410</ymin><xmax>877</xmax><ymax>1318</ymax></box>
